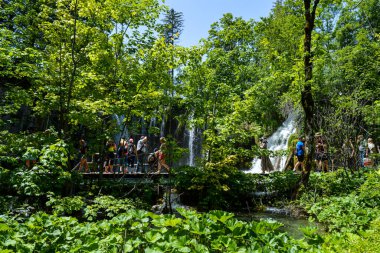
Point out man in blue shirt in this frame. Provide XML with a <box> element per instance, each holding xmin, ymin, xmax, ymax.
<box><xmin>294</xmin><ymin>136</ymin><xmax>305</xmax><ymax>172</ymax></box>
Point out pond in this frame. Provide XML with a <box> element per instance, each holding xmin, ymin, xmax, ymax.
<box><xmin>238</xmin><ymin>209</ymin><xmax>324</xmax><ymax>239</ymax></box>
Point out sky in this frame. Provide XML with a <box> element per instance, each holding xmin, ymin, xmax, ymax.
<box><xmin>163</xmin><ymin>0</ymin><xmax>275</xmax><ymax>47</ymax></box>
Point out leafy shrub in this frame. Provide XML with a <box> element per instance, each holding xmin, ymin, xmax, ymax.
<box><xmin>0</xmin><ymin>208</ymin><xmax>309</xmax><ymax>252</ymax></box>
<box><xmin>300</xmin><ymin>170</ymin><xmax>380</xmax><ymax>234</ymax></box>
<box><xmin>174</xmin><ymin>165</ymin><xmax>300</xmax><ymax>211</ymax></box>
<box><xmin>358</xmin><ymin>171</ymin><xmax>380</xmax><ymax>208</ymax></box>
<box><xmin>307</xmin><ymin>194</ymin><xmax>379</xmax><ymax>233</ymax></box>
<box><xmin>83</xmin><ymin>196</ymin><xmax>137</xmax><ymax>221</ymax></box>
<box><xmin>298</xmin><ymin>169</ymin><xmax>368</xmax><ymax>210</ymax></box>
<box><xmin>306</xmin><ymin>169</ymin><xmax>366</xmax><ymax>197</ymax></box>
<box><xmin>11</xmin><ymin>140</ymin><xmax>72</xmax><ymax>196</ymax></box>
<box><xmin>46</xmin><ymin>194</ymin><xmax>85</xmax><ymax>216</ymax></box>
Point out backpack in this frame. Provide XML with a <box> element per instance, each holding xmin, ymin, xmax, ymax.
<box><xmin>137</xmin><ymin>140</ymin><xmax>144</xmax><ymax>154</ymax></box>
<box><xmin>128</xmin><ymin>144</ymin><xmax>135</xmax><ymax>155</ymax></box>
<box><xmin>117</xmin><ymin>145</ymin><xmax>125</xmax><ymax>157</ymax></box>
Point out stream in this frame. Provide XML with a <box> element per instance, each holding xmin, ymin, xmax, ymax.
<box><xmin>238</xmin><ymin>209</ymin><xmax>323</xmax><ymax>239</ymax></box>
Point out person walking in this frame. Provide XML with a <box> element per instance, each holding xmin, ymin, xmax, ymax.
<box><xmin>126</xmin><ymin>138</ymin><xmax>137</xmax><ymax>173</ymax></box>
<box><xmin>156</xmin><ymin>137</ymin><xmax>170</xmax><ymax>174</ymax></box>
<box><xmin>260</xmin><ymin>137</ymin><xmax>274</xmax><ymax>173</ymax></box>
<box><xmin>136</xmin><ymin>136</ymin><xmax>148</xmax><ymax>173</ymax></box>
<box><xmin>315</xmin><ymin>133</ymin><xmax>328</xmax><ymax>172</ymax></box>
<box><xmin>294</xmin><ymin>136</ymin><xmax>305</xmax><ymax>172</ymax></box>
<box><xmin>105</xmin><ymin>139</ymin><xmax>116</xmax><ymax>173</ymax></box>
<box><xmin>116</xmin><ymin>138</ymin><xmax>126</xmax><ymax>173</ymax></box>
<box><xmin>356</xmin><ymin>135</ymin><xmax>366</xmax><ymax>168</ymax></box>
<box><xmin>342</xmin><ymin>137</ymin><xmax>356</xmax><ymax>170</ymax></box>
<box><xmin>79</xmin><ymin>138</ymin><xmax>89</xmax><ymax>172</ymax></box>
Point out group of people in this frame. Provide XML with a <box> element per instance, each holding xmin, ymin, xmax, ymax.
<box><xmin>294</xmin><ymin>133</ymin><xmax>379</xmax><ymax>172</ymax></box>
<box><xmin>78</xmin><ymin>136</ymin><xmax>170</xmax><ymax>174</ymax></box>
<box><xmin>342</xmin><ymin>135</ymin><xmax>378</xmax><ymax>169</ymax></box>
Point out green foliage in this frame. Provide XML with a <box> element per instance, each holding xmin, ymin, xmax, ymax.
<box><xmin>328</xmin><ymin>217</ymin><xmax>380</xmax><ymax>253</ymax></box>
<box><xmin>163</xmin><ymin>136</ymin><xmax>187</xmax><ymax>166</ymax></box>
<box><xmin>11</xmin><ymin>140</ymin><xmax>71</xmax><ymax>196</ymax></box>
<box><xmin>358</xmin><ymin>171</ymin><xmax>380</xmax><ymax>208</ymax></box>
<box><xmin>0</xmin><ymin>207</ymin><xmax>312</xmax><ymax>252</ymax></box>
<box><xmin>307</xmin><ymin>194</ymin><xmax>379</xmax><ymax>233</ymax></box>
<box><xmin>299</xmin><ymin>170</ymin><xmax>380</xmax><ymax>234</ymax></box>
<box><xmin>174</xmin><ymin>165</ymin><xmax>300</xmax><ymax>210</ymax></box>
<box><xmin>46</xmin><ymin>194</ymin><xmax>85</xmax><ymax>216</ymax></box>
<box><xmin>0</xmin><ymin>132</ymin><xmax>71</xmax><ymax>197</ymax></box>
<box><xmin>298</xmin><ymin>169</ymin><xmax>366</xmax><ymax>205</ymax></box>
<box><xmin>0</xmin><ymin>0</ymin><xmax>379</xmax><ymax>251</ymax></box>
<box><xmin>83</xmin><ymin>196</ymin><xmax>137</xmax><ymax>221</ymax></box>
<box><xmin>173</xmin><ymin>163</ymin><xmax>240</xmax><ymax>210</ymax></box>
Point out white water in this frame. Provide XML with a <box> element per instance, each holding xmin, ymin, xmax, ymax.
<box><xmin>160</xmin><ymin>115</ymin><xmax>165</xmax><ymax>137</ymax></box>
<box><xmin>188</xmin><ymin>113</ymin><xmax>196</xmax><ymax>166</ymax></box>
<box><xmin>150</xmin><ymin>117</ymin><xmax>157</xmax><ymax>129</ymax></box>
<box><xmin>246</xmin><ymin>114</ymin><xmax>296</xmax><ymax>174</ymax></box>
<box><xmin>188</xmin><ymin>126</ymin><xmax>195</xmax><ymax>166</ymax></box>
<box><xmin>114</xmin><ymin>115</ymin><xmax>129</xmax><ymax>143</ymax></box>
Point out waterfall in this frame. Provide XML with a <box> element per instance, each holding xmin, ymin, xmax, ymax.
<box><xmin>113</xmin><ymin>115</ymin><xmax>129</xmax><ymax>143</ymax></box>
<box><xmin>246</xmin><ymin>114</ymin><xmax>296</xmax><ymax>174</ymax></box>
<box><xmin>186</xmin><ymin>113</ymin><xmax>203</xmax><ymax>167</ymax></box>
<box><xmin>150</xmin><ymin>117</ymin><xmax>157</xmax><ymax>128</ymax></box>
<box><xmin>160</xmin><ymin>115</ymin><xmax>165</xmax><ymax>137</ymax></box>
<box><xmin>188</xmin><ymin>127</ymin><xmax>195</xmax><ymax>167</ymax></box>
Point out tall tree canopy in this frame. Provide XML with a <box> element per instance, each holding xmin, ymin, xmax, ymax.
<box><xmin>0</xmin><ymin>0</ymin><xmax>378</xmax><ymax>169</ymax></box>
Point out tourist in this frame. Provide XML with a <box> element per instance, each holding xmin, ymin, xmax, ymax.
<box><xmin>365</xmin><ymin>138</ymin><xmax>377</xmax><ymax>167</ymax></box>
<box><xmin>79</xmin><ymin>138</ymin><xmax>89</xmax><ymax>172</ymax></box>
<box><xmin>260</xmin><ymin>137</ymin><xmax>274</xmax><ymax>173</ymax></box>
<box><xmin>156</xmin><ymin>137</ymin><xmax>170</xmax><ymax>174</ymax></box>
<box><xmin>116</xmin><ymin>138</ymin><xmax>126</xmax><ymax>173</ymax></box>
<box><xmin>342</xmin><ymin>137</ymin><xmax>355</xmax><ymax>170</ymax></box>
<box><xmin>105</xmin><ymin>139</ymin><xmax>116</xmax><ymax>173</ymax></box>
<box><xmin>315</xmin><ymin>133</ymin><xmax>328</xmax><ymax>172</ymax></box>
<box><xmin>356</xmin><ymin>135</ymin><xmax>366</xmax><ymax>168</ymax></box>
<box><xmin>366</xmin><ymin>138</ymin><xmax>376</xmax><ymax>155</ymax></box>
<box><xmin>127</xmin><ymin>138</ymin><xmax>137</xmax><ymax>173</ymax></box>
<box><xmin>148</xmin><ymin>148</ymin><xmax>159</xmax><ymax>172</ymax></box>
<box><xmin>294</xmin><ymin>136</ymin><xmax>305</xmax><ymax>172</ymax></box>
<box><xmin>136</xmin><ymin>136</ymin><xmax>148</xmax><ymax>173</ymax></box>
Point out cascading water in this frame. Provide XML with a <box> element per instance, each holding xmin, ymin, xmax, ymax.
<box><xmin>188</xmin><ymin>127</ymin><xmax>195</xmax><ymax>166</ymax></box>
<box><xmin>246</xmin><ymin>114</ymin><xmax>296</xmax><ymax>174</ymax></box>
<box><xmin>160</xmin><ymin>115</ymin><xmax>165</xmax><ymax>137</ymax></box>
<box><xmin>186</xmin><ymin>112</ymin><xmax>203</xmax><ymax>167</ymax></box>
<box><xmin>113</xmin><ymin>115</ymin><xmax>129</xmax><ymax>143</ymax></box>
<box><xmin>150</xmin><ymin>117</ymin><xmax>157</xmax><ymax>129</ymax></box>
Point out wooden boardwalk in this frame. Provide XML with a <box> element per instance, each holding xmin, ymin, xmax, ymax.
<box><xmin>80</xmin><ymin>171</ymin><xmax>170</xmax><ymax>180</ymax></box>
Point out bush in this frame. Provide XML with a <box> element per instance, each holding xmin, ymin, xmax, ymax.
<box><xmin>300</xmin><ymin>169</ymin><xmax>380</xmax><ymax>234</ymax></box>
<box><xmin>173</xmin><ymin>165</ymin><xmax>300</xmax><ymax>211</ymax></box>
<box><xmin>0</xmin><ymin>208</ymin><xmax>308</xmax><ymax>252</ymax></box>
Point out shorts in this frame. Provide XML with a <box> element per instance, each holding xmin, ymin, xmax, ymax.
<box><xmin>297</xmin><ymin>155</ymin><xmax>304</xmax><ymax>162</ymax></box>
<box><xmin>107</xmin><ymin>152</ymin><xmax>115</xmax><ymax>164</ymax></box>
<box><xmin>316</xmin><ymin>153</ymin><xmax>328</xmax><ymax>161</ymax></box>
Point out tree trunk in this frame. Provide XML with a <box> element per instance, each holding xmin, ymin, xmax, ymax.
<box><xmin>66</xmin><ymin>0</ymin><xmax>78</xmax><ymax>137</ymax></box>
<box><xmin>293</xmin><ymin>0</ymin><xmax>320</xmax><ymax>198</ymax></box>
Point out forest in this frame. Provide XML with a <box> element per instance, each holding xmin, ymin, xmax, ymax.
<box><xmin>0</xmin><ymin>0</ymin><xmax>379</xmax><ymax>252</ymax></box>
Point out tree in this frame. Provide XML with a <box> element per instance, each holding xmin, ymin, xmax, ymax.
<box><xmin>162</xmin><ymin>8</ymin><xmax>184</xmax><ymax>46</ymax></box>
<box><xmin>159</xmin><ymin>8</ymin><xmax>185</xmax><ymax>137</ymax></box>
<box><xmin>297</xmin><ymin>0</ymin><xmax>320</xmax><ymax>190</ymax></box>
<box><xmin>179</xmin><ymin>14</ymin><xmax>263</xmax><ymax>164</ymax></box>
